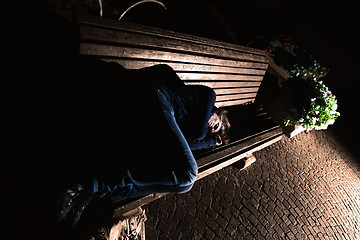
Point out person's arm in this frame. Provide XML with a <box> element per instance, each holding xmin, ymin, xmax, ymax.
<box><xmin>187</xmin><ymin>133</ymin><xmax>223</xmax><ymax>150</ymax></box>
<box><xmin>138</xmin><ymin>64</ymin><xmax>218</xmax><ymax>147</ymax></box>
<box><xmin>182</xmin><ymin>85</ymin><xmax>217</xmax><ymax>140</ymax></box>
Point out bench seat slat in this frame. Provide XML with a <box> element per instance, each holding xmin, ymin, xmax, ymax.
<box><xmin>196</xmin><ymin>126</ymin><xmax>281</xmax><ymax>169</ymax></box>
<box><xmin>197</xmin><ymin>130</ymin><xmax>283</xmax><ymax>180</ymax></box>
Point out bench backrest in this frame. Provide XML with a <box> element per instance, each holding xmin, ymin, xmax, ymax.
<box><xmin>76</xmin><ymin>15</ymin><xmax>269</xmax><ymax>108</ymax></box>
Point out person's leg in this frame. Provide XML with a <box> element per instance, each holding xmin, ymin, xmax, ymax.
<box><xmin>122</xmin><ymin>89</ymin><xmax>197</xmax><ymax>197</ymax></box>
<box><xmin>57</xmin><ymin>88</ymin><xmax>198</xmax><ymax>226</ymax></box>
<box><xmin>88</xmin><ymin>89</ymin><xmax>197</xmax><ymax>199</ymax></box>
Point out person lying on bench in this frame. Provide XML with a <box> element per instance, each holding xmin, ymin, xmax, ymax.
<box><xmin>57</xmin><ymin>63</ymin><xmax>230</xmax><ymax>226</ymax></box>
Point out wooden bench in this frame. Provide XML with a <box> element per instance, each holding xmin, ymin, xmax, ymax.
<box><xmin>61</xmin><ymin>12</ymin><xmax>283</xmax><ymax>217</ymax></box>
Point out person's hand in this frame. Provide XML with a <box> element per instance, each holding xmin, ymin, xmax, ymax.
<box><xmin>215</xmin><ymin>134</ymin><xmax>222</xmax><ymax>146</ymax></box>
<box><xmin>208</xmin><ymin>113</ymin><xmax>221</xmax><ymax>133</ymax></box>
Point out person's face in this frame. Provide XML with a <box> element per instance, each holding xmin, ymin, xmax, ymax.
<box><xmin>209</xmin><ymin>113</ymin><xmax>222</xmax><ymax>133</ymax></box>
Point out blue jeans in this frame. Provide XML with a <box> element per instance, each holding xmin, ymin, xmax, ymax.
<box><xmin>85</xmin><ymin>89</ymin><xmax>198</xmax><ymax>199</ymax></box>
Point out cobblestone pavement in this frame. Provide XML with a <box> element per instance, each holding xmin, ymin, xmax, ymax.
<box><xmin>144</xmin><ymin>130</ymin><xmax>360</xmax><ymax>239</ymax></box>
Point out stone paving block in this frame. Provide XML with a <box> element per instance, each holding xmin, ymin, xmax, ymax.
<box><xmin>256</xmin><ymin>221</ymin><xmax>268</xmax><ymax>238</ymax></box>
<box><xmin>193</xmin><ymin>220</ymin><xmax>206</xmax><ymax>236</ymax></box>
<box><xmin>214</xmin><ymin>226</ymin><xmax>227</xmax><ymax>239</ymax></box>
<box><xmin>228</xmin><ymin>215</ymin><xmax>239</xmax><ymax>229</ymax></box>
<box><xmin>203</xmin><ymin>228</ymin><xmax>215</xmax><ymax>240</ymax></box>
<box><xmin>168</xmin><ymin>228</ymin><xmax>182</xmax><ymax>240</ymax></box>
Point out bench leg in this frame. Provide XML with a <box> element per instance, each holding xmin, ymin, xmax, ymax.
<box><xmin>232</xmin><ymin>154</ymin><xmax>256</xmax><ymax>170</ymax></box>
<box><xmin>109</xmin><ymin>207</ymin><xmax>146</xmax><ymax>240</ymax></box>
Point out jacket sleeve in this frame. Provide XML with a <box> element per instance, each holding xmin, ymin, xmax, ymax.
<box><xmin>182</xmin><ymin>85</ymin><xmax>217</xmax><ymax>140</ymax></box>
<box><xmin>187</xmin><ymin>134</ymin><xmax>217</xmax><ymax>151</ymax></box>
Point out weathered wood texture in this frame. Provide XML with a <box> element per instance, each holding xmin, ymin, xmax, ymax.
<box><xmin>71</xmin><ymin>14</ymin><xmax>269</xmax><ymax>108</ymax></box>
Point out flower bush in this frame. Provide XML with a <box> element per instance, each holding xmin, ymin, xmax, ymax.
<box><xmin>290</xmin><ymin>61</ymin><xmax>328</xmax><ymax>81</ymax></box>
<box><xmin>268</xmin><ymin>36</ymin><xmax>340</xmax><ymax>130</ymax></box>
<box><xmin>284</xmin><ymin>77</ymin><xmax>340</xmax><ymax>130</ymax></box>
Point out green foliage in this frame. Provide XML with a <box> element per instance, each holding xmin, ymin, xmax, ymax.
<box><xmin>284</xmin><ymin>78</ymin><xmax>340</xmax><ymax>130</ymax></box>
<box><xmin>289</xmin><ymin>61</ymin><xmax>329</xmax><ymax>80</ymax></box>
<box><xmin>269</xmin><ymin>36</ymin><xmax>340</xmax><ymax>130</ymax></box>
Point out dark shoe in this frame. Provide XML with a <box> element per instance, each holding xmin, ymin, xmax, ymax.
<box><xmin>57</xmin><ymin>184</ymin><xmax>100</xmax><ymax>227</ymax></box>
<box><xmin>56</xmin><ymin>184</ymin><xmax>84</xmax><ymax>223</ymax></box>
<box><xmin>66</xmin><ymin>193</ymin><xmax>98</xmax><ymax>227</ymax></box>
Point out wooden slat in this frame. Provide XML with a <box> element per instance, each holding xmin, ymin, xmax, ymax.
<box><xmin>80</xmin><ymin>43</ymin><xmax>268</xmax><ymax>69</ymax></box>
<box><xmin>184</xmin><ymin>81</ymin><xmax>262</xmax><ymax>88</ymax></box>
<box><xmin>100</xmin><ymin>58</ymin><xmax>268</xmax><ymax>75</ymax></box>
<box><xmin>197</xmin><ymin>132</ymin><xmax>283</xmax><ymax>180</ymax></box>
<box><xmin>215</xmin><ymin>93</ymin><xmax>257</xmax><ymax>102</ymax></box>
<box><xmin>196</xmin><ymin>127</ymin><xmax>282</xmax><ymax>169</ymax></box>
<box><xmin>177</xmin><ymin>73</ymin><xmax>263</xmax><ymax>81</ymax></box>
<box><xmin>215</xmin><ymin>99</ymin><xmax>254</xmax><ymax>108</ymax></box>
<box><xmin>80</xmin><ymin>25</ymin><xmax>268</xmax><ymax>63</ymax></box>
<box><xmin>213</xmin><ymin>87</ymin><xmax>259</xmax><ymax>95</ymax></box>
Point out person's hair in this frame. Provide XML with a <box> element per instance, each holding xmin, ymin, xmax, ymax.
<box><xmin>217</xmin><ymin>109</ymin><xmax>231</xmax><ymax>145</ymax></box>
